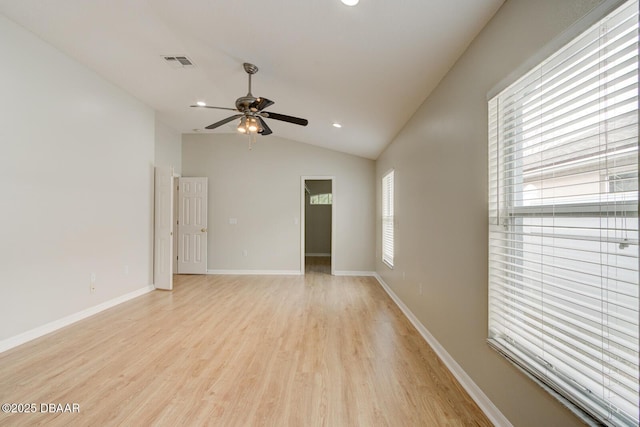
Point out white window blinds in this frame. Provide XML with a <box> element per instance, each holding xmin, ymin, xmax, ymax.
<box><xmin>382</xmin><ymin>170</ymin><xmax>394</xmax><ymax>267</ymax></box>
<box><xmin>488</xmin><ymin>1</ymin><xmax>639</xmax><ymax>425</ymax></box>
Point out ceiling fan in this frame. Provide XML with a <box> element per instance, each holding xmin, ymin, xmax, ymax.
<box><xmin>191</xmin><ymin>63</ymin><xmax>308</xmax><ymax>136</ymax></box>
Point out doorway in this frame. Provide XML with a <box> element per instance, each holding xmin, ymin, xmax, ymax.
<box><xmin>155</xmin><ymin>171</ymin><xmax>209</xmax><ymax>290</ymax></box>
<box><xmin>176</xmin><ymin>177</ymin><xmax>208</xmax><ymax>274</ymax></box>
<box><xmin>301</xmin><ymin>177</ymin><xmax>334</xmax><ymax>275</ymax></box>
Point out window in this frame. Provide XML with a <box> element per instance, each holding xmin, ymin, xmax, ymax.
<box><xmin>609</xmin><ymin>171</ymin><xmax>639</xmax><ymax>193</ymax></box>
<box><xmin>382</xmin><ymin>170</ymin><xmax>394</xmax><ymax>268</ymax></box>
<box><xmin>310</xmin><ymin>193</ymin><xmax>332</xmax><ymax>205</ymax></box>
<box><xmin>488</xmin><ymin>1</ymin><xmax>639</xmax><ymax>425</ymax></box>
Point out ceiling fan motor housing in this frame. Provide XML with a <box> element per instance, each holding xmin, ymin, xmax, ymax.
<box><xmin>235</xmin><ymin>95</ymin><xmax>257</xmax><ymax>112</ymax></box>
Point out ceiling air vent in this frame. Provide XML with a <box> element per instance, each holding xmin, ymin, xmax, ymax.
<box><xmin>163</xmin><ymin>55</ymin><xmax>195</xmax><ymax>68</ymax></box>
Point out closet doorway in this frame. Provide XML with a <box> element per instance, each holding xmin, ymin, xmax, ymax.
<box><xmin>301</xmin><ymin>177</ymin><xmax>334</xmax><ymax>275</ymax></box>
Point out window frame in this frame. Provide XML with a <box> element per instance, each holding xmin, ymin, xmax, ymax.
<box><xmin>309</xmin><ymin>193</ymin><xmax>332</xmax><ymax>205</ymax></box>
<box><xmin>382</xmin><ymin>169</ymin><xmax>395</xmax><ymax>269</ymax></box>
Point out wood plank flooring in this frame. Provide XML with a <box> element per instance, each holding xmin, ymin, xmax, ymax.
<box><xmin>0</xmin><ymin>261</ymin><xmax>492</xmax><ymax>426</ymax></box>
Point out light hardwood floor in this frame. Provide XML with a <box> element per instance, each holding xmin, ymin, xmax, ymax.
<box><xmin>0</xmin><ymin>262</ymin><xmax>492</xmax><ymax>426</ymax></box>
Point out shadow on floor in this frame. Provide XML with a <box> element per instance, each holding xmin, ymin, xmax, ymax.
<box><xmin>305</xmin><ymin>256</ymin><xmax>331</xmax><ymax>275</ymax></box>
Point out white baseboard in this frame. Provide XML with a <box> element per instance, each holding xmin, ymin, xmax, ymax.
<box><xmin>207</xmin><ymin>269</ymin><xmax>302</xmax><ymax>276</ymax></box>
<box><xmin>334</xmin><ymin>271</ymin><xmax>376</xmax><ymax>277</ymax></box>
<box><xmin>373</xmin><ymin>274</ymin><xmax>512</xmax><ymax>427</ymax></box>
<box><xmin>0</xmin><ymin>284</ymin><xmax>156</xmax><ymax>354</ymax></box>
<box><xmin>305</xmin><ymin>253</ymin><xmax>331</xmax><ymax>257</ymax></box>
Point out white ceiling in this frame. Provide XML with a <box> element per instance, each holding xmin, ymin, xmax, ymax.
<box><xmin>0</xmin><ymin>0</ymin><xmax>504</xmax><ymax>159</ymax></box>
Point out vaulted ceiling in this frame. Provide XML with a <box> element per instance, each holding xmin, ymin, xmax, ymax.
<box><xmin>0</xmin><ymin>0</ymin><xmax>504</xmax><ymax>159</ymax></box>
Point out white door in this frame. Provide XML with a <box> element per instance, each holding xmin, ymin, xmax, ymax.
<box><xmin>178</xmin><ymin>177</ymin><xmax>208</xmax><ymax>274</ymax></box>
<box><xmin>154</xmin><ymin>166</ymin><xmax>174</xmax><ymax>290</ymax></box>
<box><xmin>172</xmin><ymin>177</ymin><xmax>179</xmax><ymax>274</ymax></box>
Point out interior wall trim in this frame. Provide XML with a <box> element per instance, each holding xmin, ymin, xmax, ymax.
<box><xmin>0</xmin><ymin>284</ymin><xmax>155</xmax><ymax>354</ymax></box>
<box><xmin>373</xmin><ymin>273</ymin><xmax>513</xmax><ymax>427</ymax></box>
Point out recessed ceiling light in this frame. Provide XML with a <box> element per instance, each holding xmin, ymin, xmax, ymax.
<box><xmin>341</xmin><ymin>0</ymin><xmax>359</xmax><ymax>5</ymax></box>
<box><xmin>196</xmin><ymin>101</ymin><xmax>206</xmax><ymax>106</ymax></box>
<box><xmin>333</xmin><ymin>123</ymin><xmax>342</xmax><ymax>128</ymax></box>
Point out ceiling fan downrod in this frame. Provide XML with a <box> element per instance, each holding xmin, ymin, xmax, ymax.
<box><xmin>244</xmin><ymin>63</ymin><xmax>258</xmax><ymax>96</ymax></box>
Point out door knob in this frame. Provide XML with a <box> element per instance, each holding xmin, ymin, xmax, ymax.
<box><xmin>201</xmin><ymin>228</ymin><xmax>207</xmax><ymax>232</ymax></box>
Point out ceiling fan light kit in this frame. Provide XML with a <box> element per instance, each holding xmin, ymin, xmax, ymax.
<box><xmin>238</xmin><ymin>116</ymin><xmax>260</xmax><ymax>133</ymax></box>
<box><xmin>191</xmin><ymin>63</ymin><xmax>308</xmax><ymax>147</ymax></box>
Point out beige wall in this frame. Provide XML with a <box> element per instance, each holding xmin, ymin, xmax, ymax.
<box><xmin>154</xmin><ymin>120</ymin><xmax>182</xmax><ymax>174</ymax></box>
<box><xmin>375</xmin><ymin>0</ymin><xmax>603</xmax><ymax>426</ymax></box>
<box><xmin>182</xmin><ymin>133</ymin><xmax>375</xmax><ymax>273</ymax></box>
<box><xmin>0</xmin><ymin>14</ymin><xmax>155</xmax><ymax>341</ymax></box>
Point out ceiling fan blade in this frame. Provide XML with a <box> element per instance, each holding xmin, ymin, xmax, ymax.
<box><xmin>205</xmin><ymin>114</ymin><xmax>243</xmax><ymax>130</ymax></box>
<box><xmin>257</xmin><ymin>117</ymin><xmax>272</xmax><ymax>136</ymax></box>
<box><xmin>251</xmin><ymin>97</ymin><xmax>275</xmax><ymax>111</ymax></box>
<box><xmin>262</xmin><ymin>112</ymin><xmax>308</xmax><ymax>126</ymax></box>
<box><xmin>190</xmin><ymin>105</ymin><xmax>238</xmax><ymax>112</ymax></box>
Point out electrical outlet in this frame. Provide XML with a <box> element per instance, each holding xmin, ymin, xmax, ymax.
<box><xmin>242</xmin><ymin>249</ymin><xmax>248</xmax><ymax>257</ymax></box>
<box><xmin>90</xmin><ymin>284</ymin><xmax>96</xmax><ymax>294</ymax></box>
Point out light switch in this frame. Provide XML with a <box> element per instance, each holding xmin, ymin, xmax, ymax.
<box><xmin>229</xmin><ymin>218</ymin><xmax>237</xmax><ymax>225</ymax></box>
